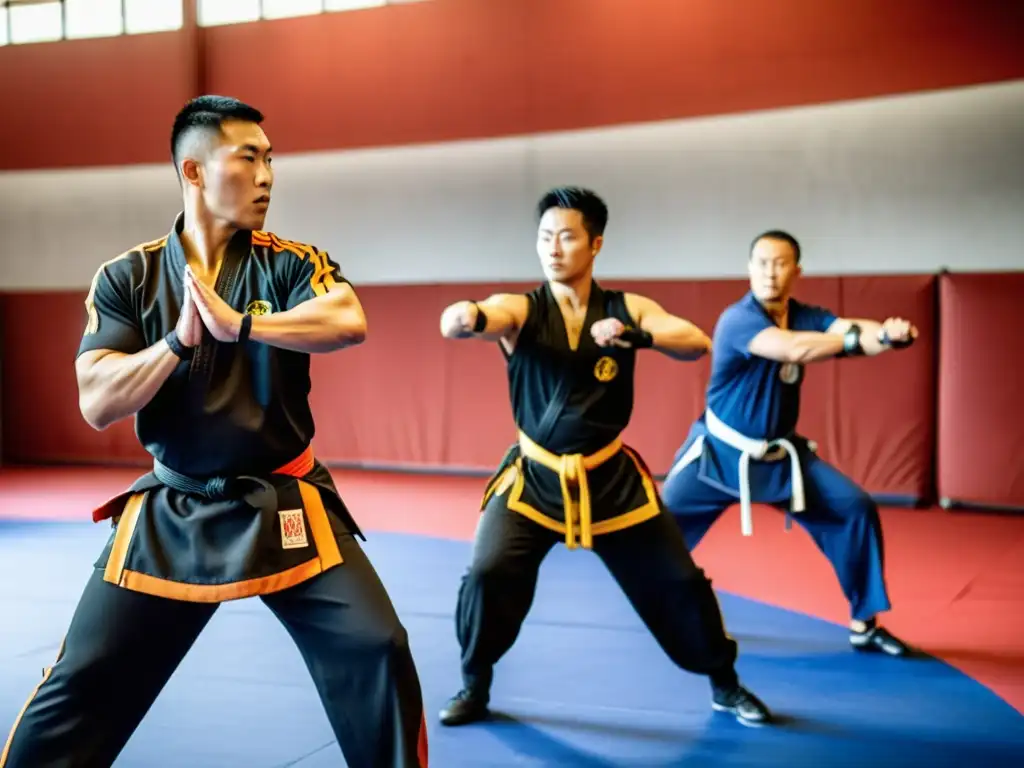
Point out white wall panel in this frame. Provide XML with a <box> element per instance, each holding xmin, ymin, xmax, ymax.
<box><xmin>1</xmin><ymin>80</ymin><xmax>1022</xmax><ymax>290</ymax></box>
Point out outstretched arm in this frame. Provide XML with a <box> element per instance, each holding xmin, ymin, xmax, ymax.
<box><xmin>747</xmin><ymin>328</ymin><xmax>846</xmax><ymax>364</ymax></box>
<box><xmin>826</xmin><ymin>316</ymin><xmax>917</xmax><ymax>356</ymax></box>
<box><xmin>439</xmin><ymin>293</ymin><xmax>530</xmax><ymax>348</ymax></box>
<box><xmin>747</xmin><ymin>316</ymin><xmax>917</xmax><ymax>364</ymax></box>
<box><xmin>609</xmin><ymin>293</ymin><xmax>711</xmax><ymax>360</ymax></box>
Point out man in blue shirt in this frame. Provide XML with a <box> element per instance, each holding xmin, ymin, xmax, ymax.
<box><xmin>662</xmin><ymin>230</ymin><xmax>916</xmax><ymax>657</ymax></box>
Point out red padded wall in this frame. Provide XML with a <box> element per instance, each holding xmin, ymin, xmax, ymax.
<box><xmin>0</xmin><ymin>275</ymin><xmax>937</xmax><ymax>503</ymax></box>
<box><xmin>1</xmin><ymin>0</ymin><xmax>1022</xmax><ymax>170</ymax></box>
<box><xmin>937</xmin><ymin>273</ymin><xmax>1024</xmax><ymax>510</ymax></box>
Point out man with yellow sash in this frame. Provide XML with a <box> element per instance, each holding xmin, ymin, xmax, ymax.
<box><xmin>436</xmin><ymin>187</ymin><xmax>773</xmax><ymax>730</ymax></box>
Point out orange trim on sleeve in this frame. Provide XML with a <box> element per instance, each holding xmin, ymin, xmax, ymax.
<box><xmin>251</xmin><ymin>230</ymin><xmax>338</xmax><ymax>297</ymax></box>
<box><xmin>83</xmin><ymin>237</ymin><xmax>166</xmax><ymax>335</ymax></box>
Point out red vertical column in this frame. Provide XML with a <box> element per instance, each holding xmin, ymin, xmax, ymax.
<box><xmin>182</xmin><ymin>0</ymin><xmax>207</xmax><ymax>97</ymax></box>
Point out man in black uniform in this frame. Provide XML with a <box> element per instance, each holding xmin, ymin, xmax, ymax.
<box><xmin>1</xmin><ymin>96</ymin><xmax>428</xmax><ymax>768</ymax></box>
<box><xmin>436</xmin><ymin>187</ymin><xmax>773</xmax><ymax>729</ymax></box>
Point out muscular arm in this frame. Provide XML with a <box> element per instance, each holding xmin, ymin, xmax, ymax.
<box><xmin>76</xmin><ymin>344</ymin><xmax>181</xmax><ymax>431</ymax></box>
<box><xmin>440</xmin><ymin>293</ymin><xmax>529</xmax><ymax>346</ymax></box>
<box><xmin>624</xmin><ymin>293</ymin><xmax>710</xmax><ymax>360</ymax></box>
<box><xmin>249</xmin><ymin>283</ymin><xmax>367</xmax><ymax>354</ymax></box>
<box><xmin>747</xmin><ymin>327</ymin><xmax>847</xmax><ymax>364</ymax></box>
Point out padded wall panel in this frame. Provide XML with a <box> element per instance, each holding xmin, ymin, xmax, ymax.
<box><xmin>1</xmin><ymin>276</ymin><xmax>942</xmax><ymax>506</ymax></box>
<box><xmin>937</xmin><ymin>273</ymin><xmax>1024</xmax><ymax>510</ymax></box>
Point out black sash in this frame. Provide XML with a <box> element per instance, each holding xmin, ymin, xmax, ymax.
<box><xmin>151</xmin><ymin>460</ymin><xmax>278</xmax><ymax>514</ymax></box>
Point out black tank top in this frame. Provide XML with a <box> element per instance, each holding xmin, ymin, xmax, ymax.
<box><xmin>505</xmin><ymin>281</ymin><xmax>637</xmax><ymax>456</ymax></box>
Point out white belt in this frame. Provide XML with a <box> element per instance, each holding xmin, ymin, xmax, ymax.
<box><xmin>704</xmin><ymin>408</ymin><xmax>805</xmax><ymax>537</ymax></box>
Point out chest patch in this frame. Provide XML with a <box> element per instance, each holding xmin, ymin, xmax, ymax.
<box><xmin>279</xmin><ymin>509</ymin><xmax>309</xmax><ymax>550</ymax></box>
<box><xmin>594</xmin><ymin>356</ymin><xmax>619</xmax><ymax>383</ymax></box>
<box><xmin>245</xmin><ymin>299</ymin><xmax>273</xmax><ymax>316</ymax></box>
<box><xmin>779</xmin><ymin>362</ymin><xmax>801</xmax><ymax>384</ymax></box>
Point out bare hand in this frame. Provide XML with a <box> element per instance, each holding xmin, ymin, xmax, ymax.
<box><xmin>881</xmin><ymin>317</ymin><xmax>917</xmax><ymax>347</ymax></box>
<box><xmin>185</xmin><ymin>267</ymin><xmax>243</xmax><ymax>342</ymax></box>
<box><xmin>440</xmin><ymin>301</ymin><xmax>479</xmax><ymax>338</ymax></box>
<box><xmin>590</xmin><ymin>318</ymin><xmax>628</xmax><ymax>347</ymax></box>
<box><xmin>175</xmin><ymin>277</ymin><xmax>203</xmax><ymax>347</ymax></box>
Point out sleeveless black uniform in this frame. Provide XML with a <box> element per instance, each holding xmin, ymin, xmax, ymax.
<box><xmin>453</xmin><ymin>281</ymin><xmax>741</xmax><ymax>698</ymax></box>
<box><xmin>1</xmin><ymin>213</ymin><xmax>428</xmax><ymax>768</ymax></box>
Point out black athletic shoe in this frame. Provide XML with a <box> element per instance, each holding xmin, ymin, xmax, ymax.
<box><xmin>850</xmin><ymin>625</ymin><xmax>910</xmax><ymax>657</ymax></box>
<box><xmin>712</xmin><ymin>684</ymin><xmax>773</xmax><ymax>727</ymax></box>
<box><xmin>438</xmin><ymin>689</ymin><xmax>489</xmax><ymax>726</ymax></box>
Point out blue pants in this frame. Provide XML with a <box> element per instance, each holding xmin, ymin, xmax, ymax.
<box><xmin>661</xmin><ymin>452</ymin><xmax>891</xmax><ymax>622</ymax></box>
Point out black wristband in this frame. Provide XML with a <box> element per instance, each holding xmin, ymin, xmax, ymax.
<box><xmin>619</xmin><ymin>326</ymin><xmax>654</xmax><ymax>349</ymax></box>
<box><xmin>840</xmin><ymin>323</ymin><xmax>864</xmax><ymax>357</ymax></box>
<box><xmin>164</xmin><ymin>329</ymin><xmax>194</xmax><ymax>361</ymax></box>
<box><xmin>238</xmin><ymin>313</ymin><xmax>253</xmax><ymax>344</ymax></box>
<box><xmin>472</xmin><ymin>304</ymin><xmax>488</xmax><ymax>333</ymax></box>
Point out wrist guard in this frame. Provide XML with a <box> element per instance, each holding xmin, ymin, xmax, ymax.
<box><xmin>165</xmin><ymin>329</ymin><xmax>194</xmax><ymax>361</ymax></box>
<box><xmin>619</xmin><ymin>326</ymin><xmax>654</xmax><ymax>349</ymax></box>
<box><xmin>472</xmin><ymin>304</ymin><xmax>488</xmax><ymax>333</ymax></box>
<box><xmin>238</xmin><ymin>313</ymin><xmax>253</xmax><ymax>344</ymax></box>
<box><xmin>839</xmin><ymin>323</ymin><xmax>864</xmax><ymax>357</ymax></box>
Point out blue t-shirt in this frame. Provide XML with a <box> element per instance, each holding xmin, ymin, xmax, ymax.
<box><xmin>672</xmin><ymin>292</ymin><xmax>837</xmax><ymax>501</ymax></box>
<box><xmin>707</xmin><ymin>292</ymin><xmax>837</xmax><ymax>440</ymax></box>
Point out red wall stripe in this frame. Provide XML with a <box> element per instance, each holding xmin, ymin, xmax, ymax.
<box><xmin>1</xmin><ymin>0</ymin><xmax>1021</xmax><ymax>170</ymax></box>
<box><xmin>0</xmin><ymin>275</ymin><xmax>941</xmax><ymax>506</ymax></box>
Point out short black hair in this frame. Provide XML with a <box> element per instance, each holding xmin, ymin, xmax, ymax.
<box><xmin>536</xmin><ymin>187</ymin><xmax>609</xmax><ymax>241</ymax></box>
<box><xmin>750</xmin><ymin>229</ymin><xmax>801</xmax><ymax>263</ymax></box>
<box><xmin>171</xmin><ymin>94</ymin><xmax>264</xmax><ymax>173</ymax></box>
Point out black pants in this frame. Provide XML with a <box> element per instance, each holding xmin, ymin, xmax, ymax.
<box><xmin>1</xmin><ymin>534</ymin><xmax>428</xmax><ymax>768</ymax></box>
<box><xmin>454</xmin><ymin>496</ymin><xmax>740</xmax><ymax>695</ymax></box>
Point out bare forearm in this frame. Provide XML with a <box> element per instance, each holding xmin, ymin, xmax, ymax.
<box><xmin>647</xmin><ymin>321</ymin><xmax>711</xmax><ymax>361</ymax></box>
<box><xmin>250</xmin><ymin>303</ymin><xmax>366</xmax><ymax>353</ymax></box>
<box><xmin>440</xmin><ymin>301</ymin><xmax>517</xmax><ymax>341</ymax></box>
<box><xmin>77</xmin><ymin>343</ymin><xmax>181</xmax><ymax>430</ymax></box>
<box><xmin>784</xmin><ymin>331</ymin><xmax>847</xmax><ymax>363</ymax></box>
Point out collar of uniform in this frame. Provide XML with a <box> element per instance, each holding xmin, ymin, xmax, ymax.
<box><xmin>165</xmin><ymin>211</ymin><xmax>254</xmax><ymax>280</ymax></box>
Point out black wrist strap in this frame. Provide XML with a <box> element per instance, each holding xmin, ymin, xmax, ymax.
<box><xmin>839</xmin><ymin>323</ymin><xmax>864</xmax><ymax>357</ymax></box>
<box><xmin>238</xmin><ymin>313</ymin><xmax>253</xmax><ymax>344</ymax></box>
<box><xmin>472</xmin><ymin>304</ymin><xmax>488</xmax><ymax>333</ymax></box>
<box><xmin>620</xmin><ymin>326</ymin><xmax>654</xmax><ymax>349</ymax></box>
<box><xmin>164</xmin><ymin>329</ymin><xmax>194</xmax><ymax>361</ymax></box>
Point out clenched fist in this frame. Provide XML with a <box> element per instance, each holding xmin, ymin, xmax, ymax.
<box><xmin>440</xmin><ymin>301</ymin><xmax>480</xmax><ymax>338</ymax></box>
<box><xmin>881</xmin><ymin>317</ymin><xmax>917</xmax><ymax>349</ymax></box>
<box><xmin>590</xmin><ymin>318</ymin><xmax>627</xmax><ymax>347</ymax></box>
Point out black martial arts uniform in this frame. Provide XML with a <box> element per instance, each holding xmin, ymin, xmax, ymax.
<box><xmin>1</xmin><ymin>214</ymin><xmax>428</xmax><ymax>768</ymax></box>
<box><xmin>441</xmin><ymin>281</ymin><xmax>770</xmax><ymax>727</ymax></box>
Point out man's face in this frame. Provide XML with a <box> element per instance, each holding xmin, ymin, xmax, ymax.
<box><xmin>536</xmin><ymin>207</ymin><xmax>601</xmax><ymax>283</ymax></box>
<box><xmin>195</xmin><ymin>119</ymin><xmax>273</xmax><ymax>231</ymax></box>
<box><xmin>748</xmin><ymin>237</ymin><xmax>800</xmax><ymax>302</ymax></box>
